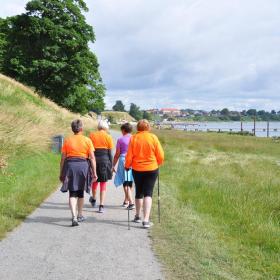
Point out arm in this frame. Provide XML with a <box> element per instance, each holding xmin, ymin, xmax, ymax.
<box><xmin>155</xmin><ymin>138</ymin><xmax>164</xmax><ymax>166</ymax></box>
<box><xmin>113</xmin><ymin>148</ymin><xmax>121</xmax><ymax>172</ymax></box>
<box><xmin>125</xmin><ymin>138</ymin><xmax>133</xmax><ymax>170</ymax></box>
<box><xmin>59</xmin><ymin>153</ymin><xmax>66</xmax><ymax>182</ymax></box>
<box><xmin>89</xmin><ymin>151</ymin><xmax>98</xmax><ymax>182</ymax></box>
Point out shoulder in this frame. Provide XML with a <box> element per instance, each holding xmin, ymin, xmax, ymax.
<box><xmin>83</xmin><ymin>135</ymin><xmax>92</xmax><ymax>143</ymax></box>
<box><xmin>149</xmin><ymin>133</ymin><xmax>159</xmax><ymax>142</ymax></box>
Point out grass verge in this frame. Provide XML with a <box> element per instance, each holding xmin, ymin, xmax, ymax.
<box><xmin>151</xmin><ymin>130</ymin><xmax>280</xmax><ymax>280</ymax></box>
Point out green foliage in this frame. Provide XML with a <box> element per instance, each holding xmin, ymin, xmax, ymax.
<box><xmin>142</xmin><ymin>110</ymin><xmax>152</xmax><ymax>120</ymax></box>
<box><xmin>129</xmin><ymin>103</ymin><xmax>143</xmax><ymax>120</ymax></box>
<box><xmin>0</xmin><ymin>18</ymin><xmax>8</xmax><ymax>72</ymax></box>
<box><xmin>112</xmin><ymin>100</ymin><xmax>126</xmax><ymax>112</ymax></box>
<box><xmin>1</xmin><ymin>0</ymin><xmax>105</xmax><ymax>114</ymax></box>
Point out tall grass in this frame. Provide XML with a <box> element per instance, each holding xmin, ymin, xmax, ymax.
<box><xmin>152</xmin><ymin>130</ymin><xmax>280</xmax><ymax>279</ymax></box>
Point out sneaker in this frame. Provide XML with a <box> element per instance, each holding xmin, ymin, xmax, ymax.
<box><xmin>127</xmin><ymin>204</ymin><xmax>135</xmax><ymax>210</ymax></box>
<box><xmin>72</xmin><ymin>218</ymin><xmax>79</xmax><ymax>227</ymax></box>
<box><xmin>133</xmin><ymin>215</ymin><xmax>142</xmax><ymax>223</ymax></box>
<box><xmin>98</xmin><ymin>205</ymin><xmax>104</xmax><ymax>213</ymax></box>
<box><xmin>89</xmin><ymin>196</ymin><xmax>96</xmax><ymax>207</ymax></box>
<box><xmin>77</xmin><ymin>216</ymin><xmax>86</xmax><ymax>222</ymax></box>
<box><xmin>122</xmin><ymin>201</ymin><xmax>129</xmax><ymax>208</ymax></box>
<box><xmin>142</xmin><ymin>221</ymin><xmax>153</xmax><ymax>229</ymax></box>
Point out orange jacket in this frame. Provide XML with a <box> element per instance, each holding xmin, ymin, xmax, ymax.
<box><xmin>125</xmin><ymin>131</ymin><xmax>164</xmax><ymax>171</ymax></box>
<box><xmin>89</xmin><ymin>130</ymin><xmax>114</xmax><ymax>149</ymax></box>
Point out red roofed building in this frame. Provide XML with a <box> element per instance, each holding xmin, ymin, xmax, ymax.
<box><xmin>160</xmin><ymin>108</ymin><xmax>181</xmax><ymax>116</ymax></box>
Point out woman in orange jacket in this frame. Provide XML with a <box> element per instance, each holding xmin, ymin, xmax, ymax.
<box><xmin>125</xmin><ymin>119</ymin><xmax>164</xmax><ymax>228</ymax></box>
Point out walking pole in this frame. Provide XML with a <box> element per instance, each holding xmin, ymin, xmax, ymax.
<box><xmin>158</xmin><ymin>170</ymin><xmax>161</xmax><ymax>223</ymax></box>
<box><xmin>126</xmin><ymin>169</ymin><xmax>130</xmax><ymax>230</ymax></box>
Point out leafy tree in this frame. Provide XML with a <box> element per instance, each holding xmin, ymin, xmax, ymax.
<box><xmin>112</xmin><ymin>100</ymin><xmax>125</xmax><ymax>112</ymax></box>
<box><xmin>1</xmin><ymin>0</ymin><xmax>105</xmax><ymax>114</ymax></box>
<box><xmin>143</xmin><ymin>111</ymin><xmax>152</xmax><ymax>120</ymax></box>
<box><xmin>129</xmin><ymin>103</ymin><xmax>143</xmax><ymax>120</ymax></box>
<box><xmin>247</xmin><ymin>109</ymin><xmax>257</xmax><ymax>116</ymax></box>
<box><xmin>0</xmin><ymin>18</ymin><xmax>8</xmax><ymax>72</ymax></box>
<box><xmin>220</xmin><ymin>108</ymin><xmax>229</xmax><ymax>116</ymax></box>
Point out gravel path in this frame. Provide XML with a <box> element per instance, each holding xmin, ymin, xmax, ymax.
<box><xmin>0</xmin><ymin>131</ymin><xmax>163</xmax><ymax>280</ymax></box>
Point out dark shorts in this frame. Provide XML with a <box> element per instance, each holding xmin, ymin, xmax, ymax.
<box><xmin>132</xmin><ymin>169</ymin><xmax>158</xmax><ymax>199</ymax></box>
<box><xmin>69</xmin><ymin>190</ymin><xmax>84</xmax><ymax>198</ymax></box>
<box><xmin>123</xmin><ymin>181</ymin><xmax>133</xmax><ymax>188</ymax></box>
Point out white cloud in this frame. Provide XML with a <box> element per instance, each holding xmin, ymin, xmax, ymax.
<box><xmin>1</xmin><ymin>0</ymin><xmax>280</xmax><ymax>110</ymax></box>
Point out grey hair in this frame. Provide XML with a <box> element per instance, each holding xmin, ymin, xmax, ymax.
<box><xmin>98</xmin><ymin>120</ymin><xmax>109</xmax><ymax>130</ymax></box>
<box><xmin>71</xmin><ymin>119</ymin><xmax>83</xmax><ymax>134</ymax></box>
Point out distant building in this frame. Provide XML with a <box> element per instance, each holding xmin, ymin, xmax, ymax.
<box><xmin>160</xmin><ymin>108</ymin><xmax>181</xmax><ymax>117</ymax></box>
<box><xmin>146</xmin><ymin>109</ymin><xmax>160</xmax><ymax>115</ymax></box>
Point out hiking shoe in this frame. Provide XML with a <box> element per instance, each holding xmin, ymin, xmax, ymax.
<box><xmin>89</xmin><ymin>196</ymin><xmax>96</xmax><ymax>207</ymax></box>
<box><xmin>77</xmin><ymin>216</ymin><xmax>86</xmax><ymax>222</ymax></box>
<box><xmin>72</xmin><ymin>218</ymin><xmax>79</xmax><ymax>227</ymax></box>
<box><xmin>133</xmin><ymin>215</ymin><xmax>142</xmax><ymax>223</ymax></box>
<box><xmin>142</xmin><ymin>221</ymin><xmax>153</xmax><ymax>229</ymax></box>
<box><xmin>98</xmin><ymin>205</ymin><xmax>104</xmax><ymax>213</ymax></box>
<box><xmin>122</xmin><ymin>201</ymin><xmax>129</xmax><ymax>208</ymax></box>
<box><xmin>127</xmin><ymin>204</ymin><xmax>135</xmax><ymax>210</ymax></box>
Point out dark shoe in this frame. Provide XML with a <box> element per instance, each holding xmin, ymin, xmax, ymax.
<box><xmin>72</xmin><ymin>218</ymin><xmax>79</xmax><ymax>227</ymax></box>
<box><xmin>122</xmin><ymin>201</ymin><xmax>129</xmax><ymax>208</ymax></box>
<box><xmin>77</xmin><ymin>216</ymin><xmax>86</xmax><ymax>222</ymax></box>
<box><xmin>142</xmin><ymin>221</ymin><xmax>153</xmax><ymax>229</ymax></box>
<box><xmin>133</xmin><ymin>215</ymin><xmax>142</xmax><ymax>223</ymax></box>
<box><xmin>89</xmin><ymin>196</ymin><xmax>96</xmax><ymax>207</ymax></box>
<box><xmin>127</xmin><ymin>204</ymin><xmax>135</xmax><ymax>210</ymax></box>
<box><xmin>98</xmin><ymin>205</ymin><xmax>104</xmax><ymax>213</ymax></box>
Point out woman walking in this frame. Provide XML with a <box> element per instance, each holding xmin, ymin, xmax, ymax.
<box><xmin>89</xmin><ymin>120</ymin><xmax>114</xmax><ymax>213</ymax></box>
<box><xmin>125</xmin><ymin>119</ymin><xmax>164</xmax><ymax>228</ymax></box>
<box><xmin>60</xmin><ymin>119</ymin><xmax>98</xmax><ymax>226</ymax></box>
<box><xmin>113</xmin><ymin>123</ymin><xmax>134</xmax><ymax>210</ymax></box>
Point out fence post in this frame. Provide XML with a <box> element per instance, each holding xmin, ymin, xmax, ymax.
<box><xmin>253</xmin><ymin>115</ymin><xmax>256</xmax><ymax>136</ymax></box>
<box><xmin>241</xmin><ymin>121</ymin><xmax>243</xmax><ymax>132</ymax></box>
<box><xmin>267</xmin><ymin>120</ymin><xmax>270</xmax><ymax>138</ymax></box>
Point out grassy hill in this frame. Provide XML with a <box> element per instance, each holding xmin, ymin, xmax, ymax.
<box><xmin>101</xmin><ymin>111</ymin><xmax>135</xmax><ymax>123</ymax></box>
<box><xmin>0</xmin><ymin>74</ymin><xmax>96</xmax><ymax>239</ymax></box>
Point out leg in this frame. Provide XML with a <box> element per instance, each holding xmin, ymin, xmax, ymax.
<box><xmin>143</xmin><ymin>196</ymin><xmax>152</xmax><ymax>222</ymax></box>
<box><xmin>77</xmin><ymin>190</ymin><xmax>84</xmax><ymax>217</ymax></box>
<box><xmin>135</xmin><ymin>198</ymin><xmax>143</xmax><ymax>217</ymax></box>
<box><xmin>127</xmin><ymin>183</ymin><xmax>134</xmax><ymax>205</ymax></box>
<box><xmin>92</xmin><ymin>182</ymin><xmax>98</xmax><ymax>200</ymax></box>
<box><xmin>123</xmin><ymin>185</ymin><xmax>129</xmax><ymax>204</ymax></box>
<box><xmin>100</xmin><ymin>182</ymin><xmax>107</xmax><ymax>205</ymax></box>
<box><xmin>69</xmin><ymin>196</ymin><xmax>78</xmax><ymax>219</ymax></box>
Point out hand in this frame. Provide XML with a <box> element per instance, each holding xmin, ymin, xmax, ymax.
<box><xmin>92</xmin><ymin>173</ymin><xmax>98</xmax><ymax>182</ymax></box>
<box><xmin>59</xmin><ymin>174</ymin><xmax>64</xmax><ymax>183</ymax></box>
<box><xmin>112</xmin><ymin>167</ymin><xmax>116</xmax><ymax>173</ymax></box>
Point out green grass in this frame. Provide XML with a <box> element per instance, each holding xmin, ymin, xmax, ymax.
<box><xmin>0</xmin><ymin>151</ymin><xmax>60</xmax><ymax>239</ymax></box>
<box><xmin>151</xmin><ymin>130</ymin><xmax>280</xmax><ymax>279</ymax></box>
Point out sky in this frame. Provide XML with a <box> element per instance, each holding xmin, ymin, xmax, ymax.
<box><xmin>0</xmin><ymin>0</ymin><xmax>279</xmax><ymax>111</ymax></box>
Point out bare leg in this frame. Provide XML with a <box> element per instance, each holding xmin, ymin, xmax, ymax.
<box><xmin>135</xmin><ymin>198</ymin><xmax>143</xmax><ymax>217</ymax></box>
<box><xmin>92</xmin><ymin>189</ymin><xmax>97</xmax><ymax>200</ymax></box>
<box><xmin>69</xmin><ymin>197</ymin><xmax>78</xmax><ymax>218</ymax></box>
<box><xmin>100</xmin><ymin>191</ymin><xmax>106</xmax><ymax>205</ymax></box>
<box><xmin>127</xmin><ymin>187</ymin><xmax>134</xmax><ymax>204</ymax></box>
<box><xmin>123</xmin><ymin>186</ymin><xmax>129</xmax><ymax>203</ymax></box>
<box><xmin>143</xmin><ymin>196</ymin><xmax>152</xmax><ymax>222</ymax></box>
<box><xmin>77</xmin><ymin>197</ymin><xmax>84</xmax><ymax>217</ymax></box>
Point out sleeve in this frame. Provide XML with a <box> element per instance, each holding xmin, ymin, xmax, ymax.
<box><xmin>154</xmin><ymin>136</ymin><xmax>164</xmax><ymax>165</ymax></box>
<box><xmin>108</xmin><ymin>135</ymin><xmax>114</xmax><ymax>149</ymax></box>
<box><xmin>61</xmin><ymin>140</ymin><xmax>67</xmax><ymax>155</ymax></box>
<box><xmin>125</xmin><ymin>137</ymin><xmax>133</xmax><ymax>169</ymax></box>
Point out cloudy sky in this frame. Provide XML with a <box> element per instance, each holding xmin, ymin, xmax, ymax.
<box><xmin>1</xmin><ymin>0</ymin><xmax>279</xmax><ymax>110</ymax></box>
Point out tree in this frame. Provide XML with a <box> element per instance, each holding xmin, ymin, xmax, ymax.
<box><xmin>220</xmin><ymin>108</ymin><xmax>229</xmax><ymax>116</ymax></box>
<box><xmin>1</xmin><ymin>0</ymin><xmax>105</xmax><ymax>114</ymax></box>
<box><xmin>129</xmin><ymin>103</ymin><xmax>143</xmax><ymax>120</ymax></box>
<box><xmin>247</xmin><ymin>109</ymin><xmax>257</xmax><ymax>116</ymax></box>
<box><xmin>0</xmin><ymin>18</ymin><xmax>8</xmax><ymax>72</ymax></box>
<box><xmin>112</xmin><ymin>100</ymin><xmax>125</xmax><ymax>112</ymax></box>
<box><xmin>143</xmin><ymin>111</ymin><xmax>152</xmax><ymax>120</ymax></box>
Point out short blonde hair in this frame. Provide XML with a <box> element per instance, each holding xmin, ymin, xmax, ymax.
<box><xmin>98</xmin><ymin>120</ymin><xmax>109</xmax><ymax>130</ymax></box>
<box><xmin>137</xmin><ymin>119</ymin><xmax>150</xmax><ymax>131</ymax></box>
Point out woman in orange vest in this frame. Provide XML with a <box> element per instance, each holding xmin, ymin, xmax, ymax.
<box><xmin>125</xmin><ymin>119</ymin><xmax>164</xmax><ymax>228</ymax></box>
<box><xmin>89</xmin><ymin>120</ymin><xmax>114</xmax><ymax>213</ymax></box>
<box><xmin>60</xmin><ymin>119</ymin><xmax>98</xmax><ymax>226</ymax></box>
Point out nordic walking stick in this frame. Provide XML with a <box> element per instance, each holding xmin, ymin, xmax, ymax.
<box><xmin>157</xmin><ymin>170</ymin><xmax>161</xmax><ymax>223</ymax></box>
<box><xmin>126</xmin><ymin>169</ymin><xmax>130</xmax><ymax>230</ymax></box>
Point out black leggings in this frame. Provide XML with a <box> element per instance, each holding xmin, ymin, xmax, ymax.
<box><xmin>133</xmin><ymin>169</ymin><xmax>158</xmax><ymax>199</ymax></box>
<box><xmin>123</xmin><ymin>181</ymin><xmax>133</xmax><ymax>188</ymax></box>
<box><xmin>69</xmin><ymin>190</ymin><xmax>84</xmax><ymax>198</ymax></box>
